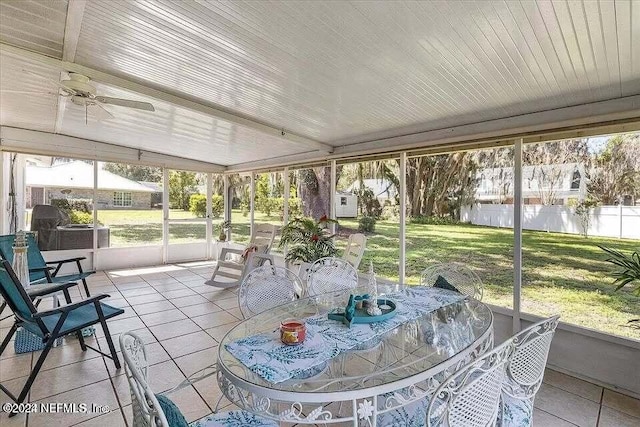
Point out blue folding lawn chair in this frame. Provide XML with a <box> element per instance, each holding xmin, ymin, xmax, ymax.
<box><xmin>0</xmin><ymin>260</ymin><xmax>123</xmax><ymax>414</ymax></box>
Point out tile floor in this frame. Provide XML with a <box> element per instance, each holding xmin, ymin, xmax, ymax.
<box><xmin>1</xmin><ymin>262</ymin><xmax>639</xmax><ymax>427</ymax></box>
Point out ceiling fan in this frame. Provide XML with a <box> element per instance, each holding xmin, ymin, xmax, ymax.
<box><xmin>1</xmin><ymin>71</ymin><xmax>155</xmax><ymax>124</ymax></box>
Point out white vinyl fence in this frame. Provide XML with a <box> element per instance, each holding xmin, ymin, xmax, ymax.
<box><xmin>461</xmin><ymin>204</ymin><xmax>640</xmax><ymax>240</ymax></box>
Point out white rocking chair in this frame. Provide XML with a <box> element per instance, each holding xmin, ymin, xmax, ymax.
<box><xmin>342</xmin><ymin>233</ymin><xmax>367</xmax><ymax>269</ymax></box>
<box><xmin>205</xmin><ymin>223</ymin><xmax>277</xmax><ymax>288</ymax></box>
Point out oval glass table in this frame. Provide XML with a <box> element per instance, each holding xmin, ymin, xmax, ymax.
<box><xmin>216</xmin><ymin>286</ymin><xmax>493</xmax><ymax>426</ymax></box>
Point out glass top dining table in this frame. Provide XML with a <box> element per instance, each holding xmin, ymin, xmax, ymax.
<box><xmin>216</xmin><ymin>285</ymin><xmax>493</xmax><ymax>425</ymax></box>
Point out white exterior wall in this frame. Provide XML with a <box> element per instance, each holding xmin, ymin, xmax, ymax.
<box><xmin>461</xmin><ymin>204</ymin><xmax>640</xmax><ymax>239</ymax></box>
<box><xmin>335</xmin><ymin>193</ymin><xmax>357</xmax><ymax>218</ymax></box>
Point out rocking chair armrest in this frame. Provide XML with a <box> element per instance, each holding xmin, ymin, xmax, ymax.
<box><xmin>33</xmin><ymin>294</ymin><xmax>109</xmax><ymax>317</ymax></box>
<box><xmin>220</xmin><ymin>248</ymin><xmax>243</xmax><ymax>260</ymax></box>
<box><xmin>27</xmin><ymin>281</ymin><xmax>77</xmax><ymax>298</ymax></box>
<box><xmin>45</xmin><ymin>256</ymin><xmax>87</xmax><ymax>265</ymax></box>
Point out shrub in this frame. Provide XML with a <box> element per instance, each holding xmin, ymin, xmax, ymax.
<box><xmin>410</xmin><ymin>215</ymin><xmax>459</xmax><ymax>226</ymax></box>
<box><xmin>256</xmin><ymin>196</ymin><xmax>279</xmax><ymax>217</ymax></box>
<box><xmin>189</xmin><ymin>194</ymin><xmax>207</xmax><ymax>218</ymax></box>
<box><xmin>51</xmin><ymin>198</ymin><xmax>91</xmax><ymax>214</ymax></box>
<box><xmin>355</xmin><ymin>188</ymin><xmax>383</xmax><ymax>218</ymax></box>
<box><xmin>381</xmin><ymin>203</ymin><xmax>399</xmax><ymax>220</ymax></box>
<box><xmin>69</xmin><ymin>210</ymin><xmax>93</xmax><ymax>224</ymax></box>
<box><xmin>358</xmin><ymin>216</ymin><xmax>377</xmax><ymax>232</ymax></box>
<box><xmin>188</xmin><ymin>194</ymin><xmax>224</xmax><ymax>218</ymax></box>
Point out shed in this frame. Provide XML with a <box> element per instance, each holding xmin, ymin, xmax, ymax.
<box><xmin>335</xmin><ymin>192</ymin><xmax>357</xmax><ymax>218</ymax></box>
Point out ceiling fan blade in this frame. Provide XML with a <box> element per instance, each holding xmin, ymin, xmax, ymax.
<box><xmin>94</xmin><ymin>96</ymin><xmax>155</xmax><ymax>112</ymax></box>
<box><xmin>22</xmin><ymin>69</ymin><xmax>76</xmax><ymax>95</ymax></box>
<box><xmin>90</xmin><ymin>101</ymin><xmax>115</xmax><ymax>121</ymax></box>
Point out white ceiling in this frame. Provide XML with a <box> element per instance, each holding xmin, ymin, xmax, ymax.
<box><xmin>1</xmin><ymin>0</ymin><xmax>639</xmax><ymax>167</ymax></box>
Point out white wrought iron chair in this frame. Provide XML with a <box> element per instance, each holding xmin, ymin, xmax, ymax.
<box><xmin>420</xmin><ymin>262</ymin><xmax>483</xmax><ymax>300</ymax></box>
<box><xmin>238</xmin><ymin>265</ymin><xmax>302</xmax><ymax>318</ymax></box>
<box><xmin>205</xmin><ymin>224</ymin><xmax>277</xmax><ymax>288</ymax></box>
<box><xmin>306</xmin><ymin>257</ymin><xmax>359</xmax><ymax>297</ymax></box>
<box><xmin>341</xmin><ymin>233</ymin><xmax>367</xmax><ymax>269</ymax></box>
<box><xmin>119</xmin><ymin>331</ymin><xmax>277</xmax><ymax>427</ymax></box>
<box><xmin>497</xmin><ymin>315</ymin><xmax>560</xmax><ymax>427</ymax></box>
<box><xmin>426</xmin><ymin>340</ymin><xmax>514</xmax><ymax>427</ymax></box>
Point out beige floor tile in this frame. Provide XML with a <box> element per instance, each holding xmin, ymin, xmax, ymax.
<box><xmin>139</xmin><ymin>309</ymin><xmax>187</xmax><ymax>327</ymax></box>
<box><xmin>124</xmin><ymin>292</ymin><xmax>166</xmax><ymax>305</ymax></box>
<box><xmin>146</xmin><ymin>277</ymin><xmax>181</xmax><ymax>286</ymax></box>
<box><xmin>602</xmin><ymin>389</ymin><xmax>640</xmax><ymax>418</ymax></box>
<box><xmin>74</xmin><ymin>408</ymin><xmax>127</xmax><ymax>426</ymax></box>
<box><xmin>543</xmin><ymin>369</ymin><xmax>603</xmax><ymax>402</ymax></box>
<box><xmin>110</xmin><ymin>373</ymin><xmax>132</xmax><ymax>406</ymax></box>
<box><xmin>150</xmin><ymin>282</ymin><xmax>185</xmax><ymax>292</ymax></box>
<box><xmin>534</xmin><ymin>384</ymin><xmax>599</xmax><ymax>427</ymax></box>
<box><xmin>161</xmin><ymin>331</ymin><xmax>217</xmax><ymax>358</ymax></box>
<box><xmin>0</xmin><ymin>411</ymin><xmax>27</xmax><ymax>427</ymax></box>
<box><xmin>147</xmin><ymin>360</ymin><xmax>186</xmax><ymax>393</ymax></box>
<box><xmin>191</xmin><ymin>311</ymin><xmax>238</xmax><ymax>329</ymax></box>
<box><xmin>113</xmin><ymin>281</ymin><xmax>150</xmax><ymax>290</ymax></box>
<box><xmin>532</xmin><ymin>408</ymin><xmax>577</xmax><ymax>426</ymax></box>
<box><xmin>29</xmin><ymin>357</ymin><xmax>110</xmax><ymax>400</ymax></box>
<box><xmin>149</xmin><ymin>319</ymin><xmax>201</xmax><ymax>341</ymax></box>
<box><xmin>173</xmin><ymin>346</ymin><xmax>218</xmax><ymax>377</ymax></box>
<box><xmin>38</xmin><ymin>340</ymin><xmax>102</xmax><ymax>371</ymax></box>
<box><xmin>178</xmin><ymin>302</ymin><xmax>222</xmax><ymax>318</ymax></box>
<box><xmin>29</xmin><ymin>379</ymin><xmax>118</xmax><ymax>427</ymax></box>
<box><xmin>100</xmin><ymin>316</ymin><xmax>146</xmax><ymax>336</ymax></box>
<box><xmin>192</xmin><ymin>375</ymin><xmax>227</xmax><ymax>409</ymax></box>
<box><xmin>205</xmin><ymin>322</ymin><xmax>239</xmax><ymax>343</ymax></box>
<box><xmin>118</xmin><ymin>287</ymin><xmax>160</xmax><ymax>298</ymax></box>
<box><xmin>170</xmin><ymin>295</ymin><xmax>211</xmax><ymax>308</ymax></box>
<box><xmin>226</xmin><ymin>308</ymin><xmax>243</xmax><ymax>320</ymax></box>
<box><xmin>214</xmin><ymin>297</ymin><xmax>240</xmax><ymax>310</ymax></box>
<box><xmin>164</xmin><ymin>386</ymin><xmax>212</xmax><ymax>422</ymax></box>
<box><xmin>105</xmin><ymin>341</ymin><xmax>171</xmax><ymax>377</ymax></box>
<box><xmin>163</xmin><ymin>288</ymin><xmax>198</xmax><ymax>299</ymax></box>
<box><xmin>598</xmin><ymin>405</ymin><xmax>640</xmax><ymax>427</ymax></box>
<box><xmin>132</xmin><ymin>300</ymin><xmax>176</xmax><ymax>316</ymax></box>
<box><xmin>0</xmin><ymin>353</ymin><xmax>32</xmax><ymax>381</ymax></box>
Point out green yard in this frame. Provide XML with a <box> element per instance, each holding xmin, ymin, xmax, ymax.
<box><xmin>95</xmin><ymin>209</ymin><xmax>639</xmax><ymax>339</ymax></box>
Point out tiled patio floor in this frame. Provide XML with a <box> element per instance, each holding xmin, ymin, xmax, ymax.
<box><xmin>1</xmin><ymin>262</ymin><xmax>639</xmax><ymax>427</ymax></box>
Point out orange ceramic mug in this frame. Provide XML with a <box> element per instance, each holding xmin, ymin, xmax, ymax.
<box><xmin>280</xmin><ymin>319</ymin><xmax>306</xmax><ymax>345</ymax></box>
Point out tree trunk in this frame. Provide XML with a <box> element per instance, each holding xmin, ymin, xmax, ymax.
<box><xmin>299</xmin><ymin>167</ymin><xmax>332</xmax><ymax>219</ymax></box>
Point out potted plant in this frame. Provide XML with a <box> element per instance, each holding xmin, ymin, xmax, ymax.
<box><xmin>599</xmin><ymin>245</ymin><xmax>640</xmax><ymax>328</ymax></box>
<box><xmin>279</xmin><ymin>216</ymin><xmax>339</xmax><ymax>272</ymax></box>
<box><xmin>216</xmin><ymin>220</ymin><xmax>231</xmax><ymax>242</ymax></box>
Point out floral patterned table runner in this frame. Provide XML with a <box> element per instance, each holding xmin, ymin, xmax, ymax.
<box><xmin>225</xmin><ymin>287</ymin><xmax>465</xmax><ymax>383</ymax></box>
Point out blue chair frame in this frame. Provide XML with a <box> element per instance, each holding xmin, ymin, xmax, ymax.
<box><xmin>0</xmin><ymin>260</ymin><xmax>123</xmax><ymax>414</ymax></box>
<box><xmin>0</xmin><ymin>233</ymin><xmax>95</xmax><ymax>297</ymax></box>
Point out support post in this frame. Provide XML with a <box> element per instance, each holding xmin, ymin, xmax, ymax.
<box><xmin>399</xmin><ymin>152</ymin><xmax>407</xmax><ymax>287</ymax></box>
<box><xmin>283</xmin><ymin>168</ymin><xmax>290</xmax><ymax>225</ymax></box>
<box><xmin>0</xmin><ymin>153</ymin><xmax>5</xmax><ymax>235</ymax></box>
<box><xmin>513</xmin><ymin>139</ymin><xmax>523</xmax><ymax>333</ymax></box>
<box><xmin>250</xmin><ymin>172</ymin><xmax>255</xmax><ymax>237</ymax></box>
<box><xmin>162</xmin><ymin>168</ymin><xmax>169</xmax><ymax>264</ymax></box>
<box><xmin>223</xmin><ymin>174</ymin><xmax>231</xmax><ymax>240</ymax></box>
<box><xmin>619</xmin><ymin>202</ymin><xmax>623</xmax><ymax>239</ymax></box>
<box><xmin>92</xmin><ymin>161</ymin><xmax>98</xmax><ymax>269</ymax></box>
<box><xmin>330</xmin><ymin>160</ymin><xmax>337</xmax><ymax>235</ymax></box>
<box><xmin>206</xmin><ymin>173</ymin><xmax>213</xmax><ymax>259</ymax></box>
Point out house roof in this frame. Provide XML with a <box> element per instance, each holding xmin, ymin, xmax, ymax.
<box><xmin>26</xmin><ymin>161</ymin><xmax>156</xmax><ymax>192</ymax></box>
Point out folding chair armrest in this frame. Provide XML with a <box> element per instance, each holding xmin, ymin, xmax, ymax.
<box><xmin>29</xmin><ymin>266</ymin><xmax>54</xmax><ymax>273</ymax></box>
<box><xmin>45</xmin><ymin>256</ymin><xmax>87</xmax><ymax>264</ymax></box>
<box><xmin>33</xmin><ymin>294</ymin><xmax>109</xmax><ymax>317</ymax></box>
<box><xmin>27</xmin><ymin>282</ymin><xmax>77</xmax><ymax>298</ymax></box>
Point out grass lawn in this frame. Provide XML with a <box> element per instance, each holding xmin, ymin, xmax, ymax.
<box><xmin>93</xmin><ymin>209</ymin><xmax>639</xmax><ymax>339</ymax></box>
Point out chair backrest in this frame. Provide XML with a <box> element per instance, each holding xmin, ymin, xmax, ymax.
<box><xmin>306</xmin><ymin>257</ymin><xmax>358</xmax><ymax>296</ymax></box>
<box><xmin>250</xmin><ymin>223</ymin><xmax>277</xmax><ymax>252</ymax></box>
<box><xmin>420</xmin><ymin>262</ymin><xmax>483</xmax><ymax>300</ymax></box>
<box><xmin>120</xmin><ymin>331</ymin><xmax>169</xmax><ymax>427</ymax></box>
<box><xmin>427</xmin><ymin>340</ymin><xmax>514</xmax><ymax>427</ymax></box>
<box><xmin>239</xmin><ymin>265</ymin><xmax>301</xmax><ymax>318</ymax></box>
<box><xmin>342</xmin><ymin>233</ymin><xmax>366</xmax><ymax>269</ymax></box>
<box><xmin>503</xmin><ymin>315</ymin><xmax>560</xmax><ymax>400</ymax></box>
<box><xmin>0</xmin><ymin>260</ymin><xmax>39</xmax><ymax>324</ymax></box>
<box><xmin>0</xmin><ymin>233</ymin><xmax>48</xmax><ymax>282</ymax></box>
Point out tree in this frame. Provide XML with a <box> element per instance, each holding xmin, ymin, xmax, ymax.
<box><xmin>522</xmin><ymin>139</ymin><xmax>591</xmax><ymax>205</ymax></box>
<box><xmin>297</xmin><ymin>167</ymin><xmax>334</xmax><ymax>219</ymax></box>
<box><xmin>169</xmin><ymin>171</ymin><xmax>199</xmax><ymax>210</ymax></box>
<box><xmin>588</xmin><ymin>134</ymin><xmax>640</xmax><ymax>205</ymax></box>
<box><xmin>103</xmin><ymin>163</ymin><xmax>162</xmax><ymax>182</ymax></box>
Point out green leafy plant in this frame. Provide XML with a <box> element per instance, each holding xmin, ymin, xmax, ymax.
<box><xmin>279</xmin><ymin>216</ymin><xmax>338</xmax><ymax>263</ymax></box>
<box><xmin>572</xmin><ymin>199</ymin><xmax>598</xmax><ymax>237</ymax></box>
<box><xmin>599</xmin><ymin>245</ymin><xmax>640</xmax><ymax>328</ymax></box>
<box><xmin>189</xmin><ymin>194</ymin><xmax>223</xmax><ymax>218</ymax></box>
<box><xmin>69</xmin><ymin>210</ymin><xmax>93</xmax><ymax>224</ymax></box>
<box><xmin>358</xmin><ymin>216</ymin><xmax>376</xmax><ymax>232</ymax></box>
<box><xmin>216</xmin><ymin>220</ymin><xmax>231</xmax><ymax>241</ymax></box>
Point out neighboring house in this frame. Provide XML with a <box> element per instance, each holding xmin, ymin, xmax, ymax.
<box><xmin>335</xmin><ymin>191</ymin><xmax>357</xmax><ymax>218</ymax></box>
<box><xmin>345</xmin><ymin>179</ymin><xmax>397</xmax><ymax>203</ymax></box>
<box><xmin>476</xmin><ymin>163</ymin><xmax>587</xmax><ymax>205</ymax></box>
<box><xmin>26</xmin><ymin>160</ymin><xmax>156</xmax><ymax>209</ymax></box>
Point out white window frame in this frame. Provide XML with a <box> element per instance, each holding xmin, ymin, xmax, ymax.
<box><xmin>113</xmin><ymin>191</ymin><xmax>132</xmax><ymax>207</ymax></box>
